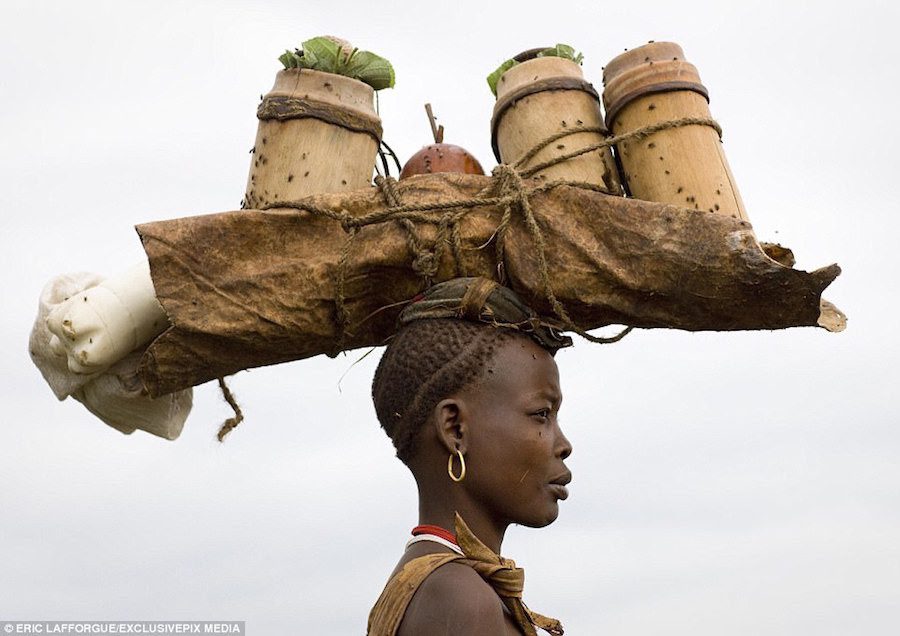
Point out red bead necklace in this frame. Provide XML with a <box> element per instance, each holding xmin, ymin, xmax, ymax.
<box><xmin>411</xmin><ymin>524</ymin><xmax>458</xmax><ymax>546</ymax></box>
<box><xmin>408</xmin><ymin>524</ymin><xmax>463</xmax><ymax>555</ymax></box>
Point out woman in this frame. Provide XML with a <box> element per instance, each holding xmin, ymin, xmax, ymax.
<box><xmin>368</xmin><ymin>278</ymin><xmax>572</xmax><ymax>635</ymax></box>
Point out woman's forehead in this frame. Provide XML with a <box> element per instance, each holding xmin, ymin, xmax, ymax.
<box><xmin>481</xmin><ymin>337</ymin><xmax>561</xmax><ymax>397</ymax></box>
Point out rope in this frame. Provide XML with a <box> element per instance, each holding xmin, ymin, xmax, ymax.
<box><xmin>258</xmin><ymin>117</ymin><xmax>720</xmax><ymax>350</ymax></box>
<box><xmin>332</xmin><ymin>226</ymin><xmax>359</xmax><ymax>354</ymax></box>
<box><xmin>216</xmin><ymin>377</ymin><xmax>244</xmax><ymax>441</ymax></box>
<box><xmin>516</xmin><ymin>116</ymin><xmax>721</xmax><ymax>178</ymax></box>
<box><xmin>378</xmin><ymin>175</ymin><xmax>441</xmax><ymax>283</ymax></box>
<box><xmin>214</xmin><ymin>116</ymin><xmax>716</xmax><ymax>439</ymax></box>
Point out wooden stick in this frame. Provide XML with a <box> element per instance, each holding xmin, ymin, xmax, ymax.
<box><xmin>424</xmin><ymin>103</ymin><xmax>444</xmax><ymax>143</ymax></box>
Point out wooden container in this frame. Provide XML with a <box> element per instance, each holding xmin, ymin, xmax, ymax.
<box><xmin>602</xmin><ymin>42</ymin><xmax>748</xmax><ymax>221</ymax></box>
<box><xmin>243</xmin><ymin>69</ymin><xmax>382</xmax><ymax>208</ymax></box>
<box><xmin>491</xmin><ymin>54</ymin><xmax>623</xmax><ymax>195</ymax></box>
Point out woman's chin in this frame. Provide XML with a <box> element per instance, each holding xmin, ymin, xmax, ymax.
<box><xmin>517</xmin><ymin>503</ymin><xmax>560</xmax><ymax>529</ymax></box>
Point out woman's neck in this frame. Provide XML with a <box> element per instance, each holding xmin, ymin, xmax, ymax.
<box><xmin>417</xmin><ymin>493</ymin><xmax>508</xmax><ymax>554</ymax></box>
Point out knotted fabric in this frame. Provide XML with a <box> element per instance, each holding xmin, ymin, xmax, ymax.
<box><xmin>399</xmin><ymin>277</ymin><xmax>572</xmax><ymax>353</ymax></box>
<box><xmin>454</xmin><ymin>513</ymin><xmax>564</xmax><ymax>636</ymax></box>
<box><xmin>367</xmin><ymin>513</ymin><xmax>563</xmax><ymax>635</ymax></box>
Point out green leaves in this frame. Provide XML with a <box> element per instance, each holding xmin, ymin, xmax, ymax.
<box><xmin>342</xmin><ymin>50</ymin><xmax>395</xmax><ymax>91</ymax></box>
<box><xmin>279</xmin><ymin>50</ymin><xmax>302</xmax><ymax>69</ymax></box>
<box><xmin>538</xmin><ymin>43</ymin><xmax>584</xmax><ymax>65</ymax></box>
<box><xmin>487</xmin><ymin>59</ymin><xmax>518</xmax><ymax>97</ymax></box>
<box><xmin>486</xmin><ymin>43</ymin><xmax>584</xmax><ymax>96</ymax></box>
<box><xmin>278</xmin><ymin>37</ymin><xmax>396</xmax><ymax>91</ymax></box>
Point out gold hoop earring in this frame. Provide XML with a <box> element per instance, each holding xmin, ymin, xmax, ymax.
<box><xmin>448</xmin><ymin>449</ymin><xmax>466</xmax><ymax>482</ymax></box>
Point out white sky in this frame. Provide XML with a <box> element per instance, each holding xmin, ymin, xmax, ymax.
<box><xmin>1</xmin><ymin>0</ymin><xmax>898</xmax><ymax>634</ymax></box>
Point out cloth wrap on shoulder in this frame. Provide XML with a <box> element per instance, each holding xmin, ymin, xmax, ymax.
<box><xmin>367</xmin><ymin>513</ymin><xmax>563</xmax><ymax>636</ymax></box>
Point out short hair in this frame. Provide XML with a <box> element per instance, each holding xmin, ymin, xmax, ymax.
<box><xmin>372</xmin><ymin>318</ymin><xmax>526</xmax><ymax>463</ymax></box>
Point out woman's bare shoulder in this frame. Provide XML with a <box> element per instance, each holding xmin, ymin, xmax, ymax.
<box><xmin>397</xmin><ymin>560</ymin><xmax>507</xmax><ymax>636</ymax></box>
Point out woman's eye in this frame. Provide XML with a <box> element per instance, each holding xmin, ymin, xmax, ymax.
<box><xmin>532</xmin><ymin>409</ymin><xmax>550</xmax><ymax>421</ymax></box>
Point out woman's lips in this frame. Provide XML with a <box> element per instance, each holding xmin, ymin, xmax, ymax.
<box><xmin>548</xmin><ymin>471</ymin><xmax>571</xmax><ymax>500</ymax></box>
<box><xmin>548</xmin><ymin>483</ymin><xmax>569</xmax><ymax>500</ymax></box>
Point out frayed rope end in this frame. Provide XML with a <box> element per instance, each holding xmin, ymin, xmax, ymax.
<box><xmin>216</xmin><ymin>377</ymin><xmax>244</xmax><ymax>442</ymax></box>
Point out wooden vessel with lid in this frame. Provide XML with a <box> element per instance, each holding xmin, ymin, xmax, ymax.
<box><xmin>491</xmin><ymin>50</ymin><xmax>623</xmax><ymax>195</ymax></box>
<box><xmin>602</xmin><ymin>42</ymin><xmax>748</xmax><ymax>221</ymax></box>
<box><xmin>243</xmin><ymin>68</ymin><xmax>382</xmax><ymax>208</ymax></box>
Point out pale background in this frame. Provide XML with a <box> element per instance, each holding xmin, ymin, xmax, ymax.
<box><xmin>2</xmin><ymin>1</ymin><xmax>897</xmax><ymax>634</ymax></box>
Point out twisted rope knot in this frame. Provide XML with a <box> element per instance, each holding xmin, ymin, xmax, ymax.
<box><xmin>491</xmin><ymin>163</ymin><xmax>524</xmax><ymax>195</ymax></box>
<box><xmin>339</xmin><ymin>215</ymin><xmax>358</xmax><ymax>234</ymax></box>
<box><xmin>411</xmin><ymin>251</ymin><xmax>438</xmax><ymax>278</ymax></box>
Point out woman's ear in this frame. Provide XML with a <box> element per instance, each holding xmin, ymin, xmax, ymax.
<box><xmin>431</xmin><ymin>397</ymin><xmax>469</xmax><ymax>455</ymax></box>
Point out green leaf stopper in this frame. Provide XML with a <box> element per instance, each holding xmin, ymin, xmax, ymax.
<box><xmin>277</xmin><ymin>36</ymin><xmax>395</xmax><ymax>91</ymax></box>
<box><xmin>486</xmin><ymin>44</ymin><xmax>584</xmax><ymax>96</ymax></box>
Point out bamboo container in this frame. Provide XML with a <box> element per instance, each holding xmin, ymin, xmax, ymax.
<box><xmin>602</xmin><ymin>42</ymin><xmax>748</xmax><ymax>221</ymax></box>
<box><xmin>243</xmin><ymin>68</ymin><xmax>382</xmax><ymax>208</ymax></box>
<box><xmin>491</xmin><ymin>52</ymin><xmax>623</xmax><ymax>195</ymax></box>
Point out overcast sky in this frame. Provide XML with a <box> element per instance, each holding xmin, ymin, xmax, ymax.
<box><xmin>2</xmin><ymin>1</ymin><xmax>898</xmax><ymax>634</ymax></box>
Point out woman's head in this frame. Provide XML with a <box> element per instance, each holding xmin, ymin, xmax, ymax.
<box><xmin>372</xmin><ymin>317</ymin><xmax>572</xmax><ymax>528</ymax></box>
<box><xmin>372</xmin><ymin>318</ymin><xmax>520</xmax><ymax>463</ymax></box>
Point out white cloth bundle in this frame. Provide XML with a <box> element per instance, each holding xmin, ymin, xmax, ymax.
<box><xmin>30</xmin><ymin>268</ymin><xmax>190</xmax><ymax>440</ymax></box>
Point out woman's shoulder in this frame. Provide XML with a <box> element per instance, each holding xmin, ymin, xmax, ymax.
<box><xmin>398</xmin><ymin>560</ymin><xmax>508</xmax><ymax>636</ymax></box>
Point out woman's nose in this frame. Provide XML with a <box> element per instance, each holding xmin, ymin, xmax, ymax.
<box><xmin>556</xmin><ymin>425</ymin><xmax>573</xmax><ymax>460</ymax></box>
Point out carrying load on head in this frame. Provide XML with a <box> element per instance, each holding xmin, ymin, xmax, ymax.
<box><xmin>29</xmin><ymin>37</ymin><xmax>845</xmax><ymax>441</ymax></box>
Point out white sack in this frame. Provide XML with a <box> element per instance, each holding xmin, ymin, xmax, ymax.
<box><xmin>30</xmin><ymin>271</ymin><xmax>191</xmax><ymax>440</ymax></box>
<box><xmin>29</xmin><ymin>272</ymin><xmax>105</xmax><ymax>399</ymax></box>
<box><xmin>45</xmin><ymin>261</ymin><xmax>169</xmax><ymax>374</ymax></box>
<box><xmin>72</xmin><ymin>352</ymin><xmax>192</xmax><ymax>440</ymax></box>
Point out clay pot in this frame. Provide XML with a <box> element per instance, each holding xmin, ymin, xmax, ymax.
<box><xmin>400</xmin><ymin>144</ymin><xmax>484</xmax><ymax>178</ymax></box>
